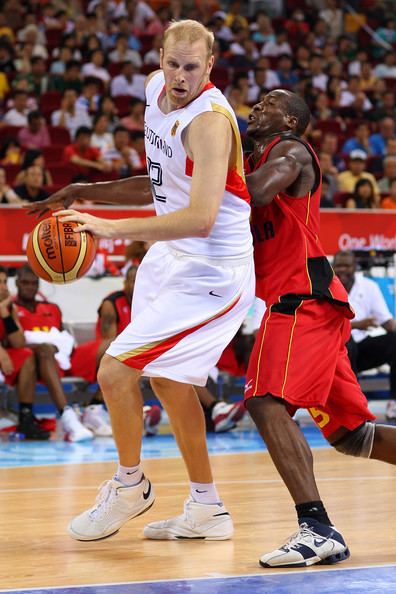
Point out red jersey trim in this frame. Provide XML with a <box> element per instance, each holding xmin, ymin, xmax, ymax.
<box><xmin>185</xmin><ymin>157</ymin><xmax>250</xmax><ymax>202</ymax></box>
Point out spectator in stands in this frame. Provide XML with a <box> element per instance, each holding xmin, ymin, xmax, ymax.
<box><xmin>250</xmin><ymin>11</ymin><xmax>275</xmax><ymax>43</ymax></box>
<box><xmin>338</xmin><ymin>149</ymin><xmax>380</xmax><ymax>197</ymax></box>
<box><xmin>146</xmin><ymin>5</ymin><xmax>171</xmax><ymax>36</ymax></box>
<box><xmin>345</xmin><ymin>178</ymin><xmax>378</xmax><ymax>209</ymax></box>
<box><xmin>129</xmin><ymin>130</ymin><xmax>146</xmax><ymax>169</ymax></box>
<box><xmin>0</xmin><ymin>168</ymin><xmax>22</xmax><ymax>204</ymax></box>
<box><xmin>14</xmin><ymin>149</ymin><xmax>53</xmax><ymax>187</ymax></box>
<box><xmin>381</xmin><ymin>178</ymin><xmax>396</xmax><ymax>210</ymax></box>
<box><xmin>326</xmin><ymin>75</ymin><xmax>342</xmax><ymax>109</ymax></box>
<box><xmin>276</xmin><ymin>54</ymin><xmax>299</xmax><ymax>89</ymax></box>
<box><xmin>371</xmin><ymin>90</ymin><xmax>396</xmax><ymax>122</ymax></box>
<box><xmin>90</xmin><ymin>113</ymin><xmax>114</xmax><ymax>156</ymax></box>
<box><xmin>80</xmin><ymin>33</ymin><xmax>102</xmax><ymax>57</ymax></box>
<box><xmin>120</xmin><ymin>98</ymin><xmax>145</xmax><ymax>132</ymax></box>
<box><xmin>52</xmin><ymin>32</ymin><xmax>82</xmax><ymax>62</ymax></box>
<box><xmin>309</xmin><ymin>53</ymin><xmax>328</xmax><ymax>92</ymax></box>
<box><xmin>358</xmin><ymin>61</ymin><xmax>377</xmax><ymax>92</ymax></box>
<box><xmin>110</xmin><ymin>61</ymin><xmax>146</xmax><ymax>100</ymax></box>
<box><xmin>209</xmin><ymin>11</ymin><xmax>233</xmax><ymax>44</ymax></box>
<box><xmin>319</xmin><ymin>0</ymin><xmax>344</xmax><ymax>38</ymax></box>
<box><xmin>247</xmin><ymin>57</ymin><xmax>280</xmax><ymax>102</ymax></box>
<box><xmin>312</xmin><ymin>91</ymin><xmax>336</xmax><ymax>122</ymax></box>
<box><xmin>63</xmin><ymin>125</ymin><xmax>111</xmax><ymax>176</ymax></box>
<box><xmin>14</xmin><ymin>265</ymin><xmax>94</xmax><ymax>441</ymax></box>
<box><xmin>348</xmin><ymin>49</ymin><xmax>369</xmax><ymax>76</ymax></box>
<box><xmin>17</xmin><ymin>110</ymin><xmax>50</xmax><ymax>150</ymax></box>
<box><xmin>339</xmin><ymin>75</ymin><xmax>372</xmax><ymax>112</ymax></box>
<box><xmin>75</xmin><ymin>77</ymin><xmax>101</xmax><ymax>113</ymax></box>
<box><xmin>0</xmin><ymin>138</ymin><xmax>23</xmax><ymax>166</ymax></box>
<box><xmin>227</xmin><ymin>87</ymin><xmax>251</xmax><ymax>133</ymax></box>
<box><xmin>321</xmin><ymin>131</ymin><xmax>346</xmax><ymax>171</ymax></box>
<box><xmin>0</xmin><ymin>13</ymin><xmax>15</xmax><ymax>43</ymax></box>
<box><xmin>17</xmin><ymin>24</ymin><xmax>48</xmax><ymax>60</ymax></box>
<box><xmin>81</xmin><ymin>49</ymin><xmax>110</xmax><ymax>87</ymax></box>
<box><xmin>49</xmin><ymin>59</ymin><xmax>83</xmax><ymax>94</ymax></box>
<box><xmin>373</xmin><ymin>51</ymin><xmax>396</xmax><ymax>79</ymax></box>
<box><xmin>108</xmin><ymin>33</ymin><xmax>142</xmax><ymax>69</ymax></box>
<box><xmin>14</xmin><ymin>165</ymin><xmax>49</xmax><ymax>203</ymax></box>
<box><xmin>14</xmin><ymin>56</ymin><xmax>49</xmax><ymax>95</ymax></box>
<box><xmin>103</xmin><ymin>126</ymin><xmax>142</xmax><ymax>177</ymax></box>
<box><xmin>0</xmin><ymin>40</ymin><xmax>15</xmax><ymax>75</ymax></box>
<box><xmin>224</xmin><ymin>1</ymin><xmax>248</xmax><ymax>30</ymax></box>
<box><xmin>0</xmin><ymin>266</ymin><xmax>49</xmax><ymax>440</ymax></box>
<box><xmin>51</xmin><ymin>88</ymin><xmax>92</xmax><ymax>140</ymax></box>
<box><xmin>333</xmin><ymin>250</ymin><xmax>396</xmax><ymax>421</ymax></box>
<box><xmin>320</xmin><ymin>174</ymin><xmax>335</xmax><ymax>208</ymax></box>
<box><xmin>342</xmin><ymin>121</ymin><xmax>372</xmax><ymax>156</ymax></box>
<box><xmin>378</xmin><ymin>156</ymin><xmax>396</xmax><ymax>193</ymax></box>
<box><xmin>369</xmin><ymin>117</ymin><xmax>396</xmax><ymax>157</ymax></box>
<box><xmin>262</xmin><ymin>29</ymin><xmax>292</xmax><ymax>57</ymax></box>
<box><xmin>4</xmin><ymin>90</ymin><xmax>29</xmax><ymax>126</ymax></box>
<box><xmin>143</xmin><ymin>33</ymin><xmax>162</xmax><ymax>66</ymax></box>
<box><xmin>98</xmin><ymin>95</ymin><xmax>120</xmax><ymax>131</ymax></box>
<box><xmin>284</xmin><ymin>8</ymin><xmax>310</xmax><ymax>43</ymax></box>
<box><xmin>319</xmin><ymin>152</ymin><xmax>339</xmax><ymax>199</ymax></box>
<box><xmin>386</xmin><ymin>138</ymin><xmax>396</xmax><ymax>157</ymax></box>
<box><xmin>106</xmin><ymin>15</ymin><xmax>140</xmax><ymax>50</ymax></box>
<box><xmin>372</xmin><ymin>22</ymin><xmax>396</xmax><ymax>59</ymax></box>
<box><xmin>49</xmin><ymin>45</ymin><xmax>73</xmax><ymax>76</ymax></box>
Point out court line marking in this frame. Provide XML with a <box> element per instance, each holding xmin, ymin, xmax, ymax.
<box><xmin>0</xmin><ymin>563</ymin><xmax>396</xmax><ymax>593</ymax></box>
<box><xmin>0</xmin><ymin>474</ymin><xmax>395</xmax><ymax>495</ymax></box>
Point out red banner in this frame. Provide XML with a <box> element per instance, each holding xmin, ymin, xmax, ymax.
<box><xmin>1</xmin><ymin>206</ymin><xmax>396</xmax><ymax>265</ymax></box>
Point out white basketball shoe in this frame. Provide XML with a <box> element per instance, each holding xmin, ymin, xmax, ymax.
<box><xmin>69</xmin><ymin>477</ymin><xmax>155</xmax><ymax>541</ymax></box>
<box><xmin>82</xmin><ymin>404</ymin><xmax>112</xmax><ymax>437</ymax></box>
<box><xmin>143</xmin><ymin>496</ymin><xmax>233</xmax><ymax>540</ymax></box>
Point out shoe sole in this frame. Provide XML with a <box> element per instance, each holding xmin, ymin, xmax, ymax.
<box><xmin>69</xmin><ymin>498</ymin><xmax>155</xmax><ymax>541</ymax></box>
<box><xmin>259</xmin><ymin>546</ymin><xmax>350</xmax><ymax>568</ymax></box>
<box><xmin>144</xmin><ymin>523</ymin><xmax>234</xmax><ymax>541</ymax></box>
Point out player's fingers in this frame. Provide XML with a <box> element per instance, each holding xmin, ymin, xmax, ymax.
<box><xmin>54</xmin><ymin>209</ymin><xmax>79</xmax><ymax>217</ymax></box>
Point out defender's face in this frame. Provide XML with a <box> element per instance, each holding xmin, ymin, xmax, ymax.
<box><xmin>247</xmin><ymin>90</ymin><xmax>291</xmax><ymax>139</ymax></box>
<box><xmin>160</xmin><ymin>38</ymin><xmax>214</xmax><ymax>110</ymax></box>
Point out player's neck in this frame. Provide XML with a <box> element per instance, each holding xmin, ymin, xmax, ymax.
<box><xmin>252</xmin><ymin>130</ymin><xmax>295</xmax><ymax>161</ymax></box>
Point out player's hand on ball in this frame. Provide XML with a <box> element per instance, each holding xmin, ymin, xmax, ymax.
<box><xmin>55</xmin><ymin>209</ymin><xmax>115</xmax><ymax>238</ymax></box>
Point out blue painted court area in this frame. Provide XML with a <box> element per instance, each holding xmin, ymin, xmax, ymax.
<box><xmin>1</xmin><ymin>565</ymin><xmax>396</xmax><ymax>594</ymax></box>
<box><xmin>0</xmin><ymin>427</ymin><xmax>327</xmax><ymax>468</ymax></box>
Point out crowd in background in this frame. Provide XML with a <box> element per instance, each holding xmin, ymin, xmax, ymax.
<box><xmin>0</xmin><ymin>0</ymin><xmax>396</xmax><ymax>209</ymax></box>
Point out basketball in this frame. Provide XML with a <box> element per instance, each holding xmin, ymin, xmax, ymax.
<box><xmin>26</xmin><ymin>216</ymin><xmax>96</xmax><ymax>284</ymax></box>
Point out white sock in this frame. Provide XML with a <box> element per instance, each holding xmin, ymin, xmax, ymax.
<box><xmin>190</xmin><ymin>481</ymin><xmax>221</xmax><ymax>504</ymax></box>
<box><xmin>115</xmin><ymin>463</ymin><xmax>143</xmax><ymax>487</ymax></box>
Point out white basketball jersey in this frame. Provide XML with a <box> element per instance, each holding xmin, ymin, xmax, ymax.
<box><xmin>144</xmin><ymin>71</ymin><xmax>252</xmax><ymax>258</ymax></box>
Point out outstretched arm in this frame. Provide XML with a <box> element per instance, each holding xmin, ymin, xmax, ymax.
<box><xmin>246</xmin><ymin>141</ymin><xmax>312</xmax><ymax>206</ymax></box>
<box><xmin>26</xmin><ymin>175</ymin><xmax>153</xmax><ymax>217</ymax></box>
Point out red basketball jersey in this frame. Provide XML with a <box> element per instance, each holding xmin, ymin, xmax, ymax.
<box><xmin>96</xmin><ymin>291</ymin><xmax>131</xmax><ymax>338</ymax></box>
<box><xmin>246</xmin><ymin>135</ymin><xmax>353</xmax><ymax>317</ymax></box>
<box><xmin>15</xmin><ymin>301</ymin><xmax>63</xmax><ymax>331</ymax></box>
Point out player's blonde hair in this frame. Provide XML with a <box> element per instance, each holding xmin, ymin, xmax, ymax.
<box><xmin>163</xmin><ymin>20</ymin><xmax>214</xmax><ymax>60</ymax></box>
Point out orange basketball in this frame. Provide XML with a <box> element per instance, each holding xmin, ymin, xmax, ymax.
<box><xmin>26</xmin><ymin>216</ymin><xmax>96</xmax><ymax>284</ymax></box>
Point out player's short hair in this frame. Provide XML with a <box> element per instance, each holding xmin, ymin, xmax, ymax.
<box><xmin>284</xmin><ymin>92</ymin><xmax>311</xmax><ymax>135</ymax></box>
<box><xmin>163</xmin><ymin>19</ymin><xmax>214</xmax><ymax>59</ymax></box>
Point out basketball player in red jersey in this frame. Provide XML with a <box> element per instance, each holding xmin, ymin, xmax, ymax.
<box><xmin>243</xmin><ymin>89</ymin><xmax>396</xmax><ymax>568</ymax></box>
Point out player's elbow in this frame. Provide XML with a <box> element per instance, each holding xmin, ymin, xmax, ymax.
<box><xmin>194</xmin><ymin>215</ymin><xmax>216</xmax><ymax>237</ymax></box>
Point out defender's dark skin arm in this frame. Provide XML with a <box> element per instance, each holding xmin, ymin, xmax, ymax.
<box><xmin>26</xmin><ymin>176</ymin><xmax>153</xmax><ymax>217</ymax></box>
<box><xmin>246</xmin><ymin>140</ymin><xmax>315</xmax><ymax>205</ymax></box>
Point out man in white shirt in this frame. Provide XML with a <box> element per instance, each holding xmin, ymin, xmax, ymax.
<box><xmin>110</xmin><ymin>61</ymin><xmax>146</xmax><ymax>99</ymax></box>
<box><xmin>4</xmin><ymin>90</ymin><xmax>29</xmax><ymax>126</ymax></box>
<box><xmin>333</xmin><ymin>250</ymin><xmax>396</xmax><ymax>419</ymax></box>
<box><xmin>51</xmin><ymin>88</ymin><xmax>92</xmax><ymax>140</ymax></box>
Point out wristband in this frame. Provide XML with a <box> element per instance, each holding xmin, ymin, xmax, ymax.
<box><xmin>2</xmin><ymin>315</ymin><xmax>19</xmax><ymax>334</ymax></box>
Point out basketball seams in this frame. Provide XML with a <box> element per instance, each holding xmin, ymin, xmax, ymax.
<box><xmin>64</xmin><ymin>224</ymin><xmax>87</xmax><ymax>282</ymax></box>
<box><xmin>55</xmin><ymin>216</ymin><xmax>67</xmax><ymax>283</ymax></box>
<box><xmin>31</xmin><ymin>223</ymin><xmax>64</xmax><ymax>282</ymax></box>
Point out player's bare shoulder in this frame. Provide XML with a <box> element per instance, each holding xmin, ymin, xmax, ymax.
<box><xmin>268</xmin><ymin>138</ymin><xmax>312</xmax><ymax>166</ymax></box>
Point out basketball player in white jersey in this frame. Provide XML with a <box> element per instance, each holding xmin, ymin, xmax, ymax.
<box><xmin>30</xmin><ymin>20</ymin><xmax>255</xmax><ymax>541</ymax></box>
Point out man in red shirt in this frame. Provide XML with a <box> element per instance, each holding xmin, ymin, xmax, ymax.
<box><xmin>14</xmin><ymin>265</ymin><xmax>94</xmax><ymax>442</ymax></box>
<box><xmin>0</xmin><ymin>266</ymin><xmax>49</xmax><ymax>440</ymax></box>
<box><xmin>244</xmin><ymin>90</ymin><xmax>396</xmax><ymax>568</ymax></box>
<box><xmin>63</xmin><ymin>126</ymin><xmax>111</xmax><ymax>178</ymax></box>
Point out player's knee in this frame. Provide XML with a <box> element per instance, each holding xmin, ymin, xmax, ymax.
<box><xmin>34</xmin><ymin>343</ymin><xmax>56</xmax><ymax>359</ymax></box>
<box><xmin>246</xmin><ymin>394</ymin><xmax>285</xmax><ymax>424</ymax></box>
<box><xmin>331</xmin><ymin>422</ymin><xmax>375</xmax><ymax>458</ymax></box>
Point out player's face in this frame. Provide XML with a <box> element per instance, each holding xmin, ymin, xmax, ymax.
<box><xmin>247</xmin><ymin>90</ymin><xmax>291</xmax><ymax>139</ymax></box>
<box><xmin>160</xmin><ymin>38</ymin><xmax>214</xmax><ymax>110</ymax></box>
<box><xmin>16</xmin><ymin>273</ymin><xmax>39</xmax><ymax>301</ymax></box>
<box><xmin>0</xmin><ymin>272</ymin><xmax>8</xmax><ymax>301</ymax></box>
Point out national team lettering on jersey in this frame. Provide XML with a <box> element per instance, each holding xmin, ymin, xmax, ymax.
<box><xmin>246</xmin><ymin>134</ymin><xmax>353</xmax><ymax>317</ymax></box>
<box><xmin>144</xmin><ymin>72</ymin><xmax>252</xmax><ymax>258</ymax></box>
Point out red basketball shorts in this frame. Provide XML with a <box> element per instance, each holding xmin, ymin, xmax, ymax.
<box><xmin>244</xmin><ymin>299</ymin><xmax>375</xmax><ymax>439</ymax></box>
<box><xmin>3</xmin><ymin>347</ymin><xmax>33</xmax><ymax>386</ymax></box>
<box><xmin>70</xmin><ymin>339</ymin><xmax>102</xmax><ymax>383</ymax></box>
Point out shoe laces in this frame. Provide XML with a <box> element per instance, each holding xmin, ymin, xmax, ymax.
<box><xmin>89</xmin><ymin>480</ymin><xmax>118</xmax><ymax>520</ymax></box>
<box><xmin>281</xmin><ymin>523</ymin><xmax>316</xmax><ymax>551</ymax></box>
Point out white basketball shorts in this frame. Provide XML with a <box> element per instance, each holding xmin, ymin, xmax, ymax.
<box><xmin>106</xmin><ymin>241</ymin><xmax>255</xmax><ymax>386</ymax></box>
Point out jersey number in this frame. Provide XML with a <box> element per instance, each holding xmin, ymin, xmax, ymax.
<box><xmin>147</xmin><ymin>157</ymin><xmax>166</xmax><ymax>203</ymax></box>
